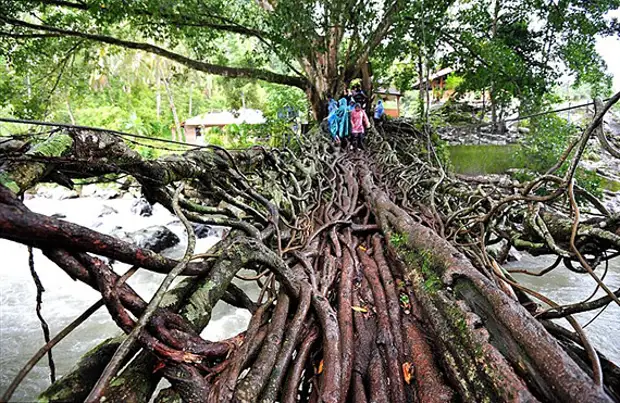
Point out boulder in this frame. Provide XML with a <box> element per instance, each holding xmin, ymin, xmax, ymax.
<box><xmin>98</xmin><ymin>205</ymin><xmax>119</xmax><ymax>218</ymax></box>
<box><xmin>111</xmin><ymin>226</ymin><xmax>180</xmax><ymax>253</ymax></box>
<box><xmin>0</xmin><ymin>139</ymin><xmax>25</xmax><ymax>152</ymax></box>
<box><xmin>37</xmin><ymin>186</ymin><xmax>79</xmax><ymax>200</ymax></box>
<box><xmin>486</xmin><ymin>239</ymin><xmax>508</xmax><ymax>260</ymax></box>
<box><xmin>81</xmin><ymin>184</ymin><xmax>120</xmax><ymax>200</ymax></box>
<box><xmin>131</xmin><ymin>198</ymin><xmax>153</xmax><ymax>217</ymax></box>
<box><xmin>486</xmin><ymin>239</ymin><xmax>521</xmax><ymax>262</ymax></box>
<box><xmin>508</xmin><ymin>247</ymin><xmax>523</xmax><ymax>262</ymax></box>
<box><xmin>96</xmin><ymin>188</ymin><xmax>120</xmax><ymax>200</ymax></box>
<box><xmin>193</xmin><ymin>224</ymin><xmax>216</xmax><ymax>239</ymax></box>
<box><xmin>518</xmin><ymin>127</ymin><xmax>530</xmax><ymax>134</ymax></box>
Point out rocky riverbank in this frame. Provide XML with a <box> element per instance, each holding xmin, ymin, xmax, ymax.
<box><xmin>443</xmin><ymin>112</ymin><xmax>620</xmax><ymax>213</ymax></box>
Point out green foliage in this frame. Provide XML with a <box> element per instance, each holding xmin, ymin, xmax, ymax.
<box><xmin>516</xmin><ymin>114</ymin><xmax>602</xmax><ymax>197</ymax></box>
<box><xmin>197</xmin><ymin>118</ymin><xmax>297</xmax><ymax>149</ymax></box>
<box><xmin>389</xmin><ymin>232</ymin><xmax>407</xmax><ymax>248</ymax></box>
<box><xmin>0</xmin><ymin>0</ymin><xmax>617</xmax><ymax>126</ymax></box>
<box><xmin>445</xmin><ymin>74</ymin><xmax>464</xmax><ymax>91</ymax></box>
<box><xmin>516</xmin><ymin>115</ymin><xmax>577</xmax><ymax>174</ymax></box>
<box><xmin>430</xmin><ymin>132</ymin><xmax>452</xmax><ymax>170</ymax></box>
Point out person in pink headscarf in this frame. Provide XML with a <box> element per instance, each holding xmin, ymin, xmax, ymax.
<box><xmin>350</xmin><ymin>103</ymin><xmax>370</xmax><ymax>150</ymax></box>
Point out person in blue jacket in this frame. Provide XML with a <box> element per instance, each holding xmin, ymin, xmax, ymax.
<box><xmin>327</xmin><ymin>98</ymin><xmax>338</xmax><ymax>115</ymax></box>
<box><xmin>374</xmin><ymin>100</ymin><xmax>385</xmax><ymax>125</ymax></box>
<box><xmin>328</xmin><ymin>98</ymin><xmax>350</xmax><ymax>147</ymax></box>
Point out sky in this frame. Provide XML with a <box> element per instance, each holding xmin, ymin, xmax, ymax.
<box><xmin>596</xmin><ymin>9</ymin><xmax>620</xmax><ymax>92</ymax></box>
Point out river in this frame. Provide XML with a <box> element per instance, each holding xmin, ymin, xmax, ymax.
<box><xmin>0</xmin><ymin>195</ymin><xmax>618</xmax><ymax>402</ymax></box>
<box><xmin>507</xmin><ymin>255</ymin><xmax>620</xmax><ymax>365</ymax></box>
<box><xmin>448</xmin><ymin>142</ymin><xmax>620</xmax><ymax>368</ymax></box>
<box><xmin>0</xmin><ymin>196</ymin><xmax>256</xmax><ymax>402</ymax></box>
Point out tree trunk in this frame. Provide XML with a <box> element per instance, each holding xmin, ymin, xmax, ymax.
<box><xmin>66</xmin><ymin>99</ymin><xmax>76</xmax><ymax>124</ymax></box>
<box><xmin>156</xmin><ymin>69</ymin><xmax>162</xmax><ymax>121</ymax></box>
<box><xmin>161</xmin><ymin>70</ymin><xmax>183</xmax><ymax>142</ymax></box>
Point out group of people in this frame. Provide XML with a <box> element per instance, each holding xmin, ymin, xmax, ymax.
<box><xmin>327</xmin><ymin>84</ymin><xmax>385</xmax><ymax>150</ymax></box>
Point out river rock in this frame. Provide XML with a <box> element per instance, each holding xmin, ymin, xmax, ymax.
<box><xmin>111</xmin><ymin>225</ymin><xmax>180</xmax><ymax>252</ymax></box>
<box><xmin>508</xmin><ymin>247</ymin><xmax>522</xmax><ymax>262</ymax></box>
<box><xmin>131</xmin><ymin>198</ymin><xmax>153</xmax><ymax>217</ymax></box>
<box><xmin>518</xmin><ymin>127</ymin><xmax>530</xmax><ymax>134</ymax></box>
<box><xmin>193</xmin><ymin>224</ymin><xmax>216</xmax><ymax>239</ymax></box>
<box><xmin>0</xmin><ymin>138</ymin><xmax>25</xmax><ymax>152</ymax></box>
<box><xmin>37</xmin><ymin>186</ymin><xmax>79</xmax><ymax>200</ymax></box>
<box><xmin>605</xmin><ymin>196</ymin><xmax>620</xmax><ymax>214</ymax></box>
<box><xmin>81</xmin><ymin>184</ymin><xmax>120</xmax><ymax>199</ymax></box>
<box><xmin>98</xmin><ymin>205</ymin><xmax>119</xmax><ymax>217</ymax></box>
<box><xmin>486</xmin><ymin>239</ymin><xmax>522</xmax><ymax>262</ymax></box>
<box><xmin>486</xmin><ymin>239</ymin><xmax>507</xmax><ymax>259</ymax></box>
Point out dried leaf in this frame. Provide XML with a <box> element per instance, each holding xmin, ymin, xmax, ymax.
<box><xmin>358</xmin><ymin>245</ymin><xmax>367</xmax><ymax>252</ymax></box>
<box><xmin>402</xmin><ymin>362</ymin><xmax>414</xmax><ymax>384</ymax></box>
<box><xmin>352</xmin><ymin>306</ymin><xmax>368</xmax><ymax>313</ymax></box>
<box><xmin>318</xmin><ymin>359</ymin><xmax>324</xmax><ymax>374</ymax></box>
<box><xmin>153</xmin><ymin>361</ymin><xmax>166</xmax><ymax>373</ymax></box>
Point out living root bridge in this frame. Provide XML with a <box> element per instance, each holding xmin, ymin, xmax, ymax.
<box><xmin>0</xmin><ymin>115</ymin><xmax>618</xmax><ymax>402</ymax></box>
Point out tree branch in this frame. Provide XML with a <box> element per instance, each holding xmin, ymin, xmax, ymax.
<box><xmin>1</xmin><ymin>17</ymin><xmax>308</xmax><ymax>89</ymax></box>
<box><xmin>35</xmin><ymin>0</ymin><xmax>269</xmax><ymax>39</ymax></box>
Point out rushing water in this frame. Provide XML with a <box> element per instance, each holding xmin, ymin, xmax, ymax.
<box><xmin>0</xmin><ymin>197</ymin><xmax>255</xmax><ymax>402</ymax></box>
<box><xmin>507</xmin><ymin>255</ymin><xmax>620</xmax><ymax>365</ymax></box>
<box><xmin>448</xmin><ymin>144</ymin><xmax>620</xmax><ymax>364</ymax></box>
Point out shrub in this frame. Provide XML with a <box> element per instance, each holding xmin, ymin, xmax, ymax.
<box><xmin>516</xmin><ymin>114</ymin><xmax>602</xmax><ymax>197</ymax></box>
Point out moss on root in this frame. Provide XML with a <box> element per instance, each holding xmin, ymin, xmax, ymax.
<box><xmin>387</xmin><ymin>232</ymin><xmax>518</xmax><ymax>402</ymax></box>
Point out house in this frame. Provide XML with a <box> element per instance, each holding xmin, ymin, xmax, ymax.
<box><xmin>181</xmin><ymin>109</ymin><xmax>266</xmax><ymax>144</ymax></box>
<box><xmin>412</xmin><ymin>67</ymin><xmax>455</xmax><ymax>101</ymax></box>
<box><xmin>373</xmin><ymin>87</ymin><xmax>402</xmax><ymax>117</ymax></box>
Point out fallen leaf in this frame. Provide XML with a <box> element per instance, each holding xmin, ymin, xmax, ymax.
<box><xmin>402</xmin><ymin>362</ymin><xmax>413</xmax><ymax>384</ymax></box>
<box><xmin>352</xmin><ymin>306</ymin><xmax>368</xmax><ymax>313</ymax></box>
<box><xmin>358</xmin><ymin>245</ymin><xmax>367</xmax><ymax>252</ymax></box>
<box><xmin>317</xmin><ymin>359</ymin><xmax>324</xmax><ymax>374</ymax></box>
<box><xmin>153</xmin><ymin>361</ymin><xmax>166</xmax><ymax>373</ymax></box>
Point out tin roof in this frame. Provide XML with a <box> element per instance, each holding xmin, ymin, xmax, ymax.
<box><xmin>183</xmin><ymin>108</ymin><xmax>266</xmax><ymax>127</ymax></box>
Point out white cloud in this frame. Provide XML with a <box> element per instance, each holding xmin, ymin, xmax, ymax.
<box><xmin>597</xmin><ymin>9</ymin><xmax>620</xmax><ymax>91</ymax></box>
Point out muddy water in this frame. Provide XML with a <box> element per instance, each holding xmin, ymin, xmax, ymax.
<box><xmin>0</xmin><ymin>197</ymin><xmax>255</xmax><ymax>402</ymax></box>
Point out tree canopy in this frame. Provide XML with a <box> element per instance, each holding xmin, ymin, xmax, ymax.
<box><xmin>1</xmin><ymin>0</ymin><xmax>619</xmax><ymax>119</ymax></box>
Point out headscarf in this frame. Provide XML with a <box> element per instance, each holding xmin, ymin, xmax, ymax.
<box><xmin>328</xmin><ymin>98</ymin><xmax>350</xmax><ymax>140</ymax></box>
<box><xmin>374</xmin><ymin>100</ymin><xmax>385</xmax><ymax>119</ymax></box>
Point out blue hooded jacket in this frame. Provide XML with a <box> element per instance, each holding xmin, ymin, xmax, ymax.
<box><xmin>327</xmin><ymin>99</ymin><xmax>338</xmax><ymax>115</ymax></box>
<box><xmin>328</xmin><ymin>98</ymin><xmax>350</xmax><ymax>140</ymax></box>
<box><xmin>374</xmin><ymin>100</ymin><xmax>385</xmax><ymax>119</ymax></box>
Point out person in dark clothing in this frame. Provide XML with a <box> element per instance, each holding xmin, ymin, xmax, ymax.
<box><xmin>351</xmin><ymin>85</ymin><xmax>368</xmax><ymax>110</ymax></box>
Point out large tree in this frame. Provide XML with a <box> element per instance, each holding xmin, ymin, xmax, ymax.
<box><xmin>1</xmin><ymin>0</ymin><xmax>618</xmax><ymax>121</ymax></box>
<box><xmin>0</xmin><ymin>0</ymin><xmax>410</xmax><ymax>119</ymax></box>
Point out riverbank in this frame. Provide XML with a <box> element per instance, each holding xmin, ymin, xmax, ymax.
<box><xmin>445</xmin><ymin>113</ymin><xmax>620</xmax><ymax>212</ymax></box>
